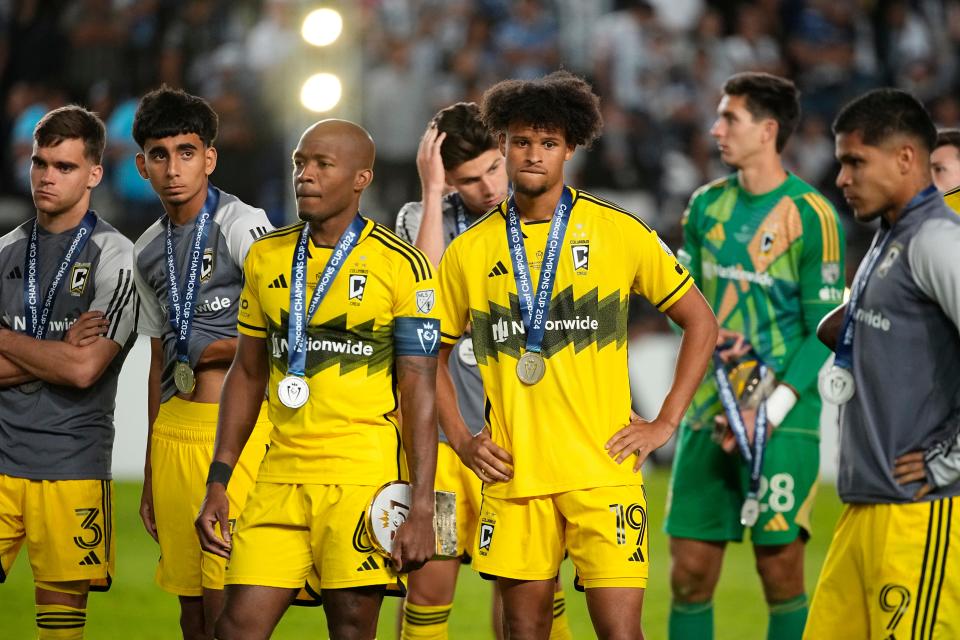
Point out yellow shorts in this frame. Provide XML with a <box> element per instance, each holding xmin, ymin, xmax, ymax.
<box><xmin>226</xmin><ymin>482</ymin><xmax>405</xmax><ymax>600</ymax></box>
<box><xmin>0</xmin><ymin>474</ymin><xmax>114</xmax><ymax>589</ymax></box>
<box><xmin>473</xmin><ymin>484</ymin><xmax>648</xmax><ymax>589</ymax></box>
<box><xmin>151</xmin><ymin>398</ymin><xmax>272</xmax><ymax>596</ymax></box>
<box><xmin>435</xmin><ymin>442</ymin><xmax>482</xmax><ymax>558</ymax></box>
<box><xmin>805</xmin><ymin>497</ymin><xmax>960</xmax><ymax>640</ymax></box>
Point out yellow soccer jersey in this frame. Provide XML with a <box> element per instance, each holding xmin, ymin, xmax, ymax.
<box><xmin>944</xmin><ymin>185</ymin><xmax>960</xmax><ymax>214</ymax></box>
<box><xmin>238</xmin><ymin>218</ymin><xmax>440</xmax><ymax>485</ymax></box>
<box><xmin>438</xmin><ymin>188</ymin><xmax>693</xmax><ymax>499</ymax></box>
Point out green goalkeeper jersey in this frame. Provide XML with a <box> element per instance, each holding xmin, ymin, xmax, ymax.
<box><xmin>678</xmin><ymin>173</ymin><xmax>845</xmax><ymax>438</ymax></box>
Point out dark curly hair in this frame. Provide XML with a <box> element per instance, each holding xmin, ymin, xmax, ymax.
<box><xmin>432</xmin><ymin>102</ymin><xmax>497</xmax><ymax>171</ymax></box>
<box><xmin>132</xmin><ymin>86</ymin><xmax>218</xmax><ymax>149</ymax></box>
<box><xmin>480</xmin><ymin>71</ymin><xmax>603</xmax><ymax>147</ymax></box>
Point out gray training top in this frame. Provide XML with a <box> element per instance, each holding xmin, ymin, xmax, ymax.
<box><xmin>133</xmin><ymin>188</ymin><xmax>271</xmax><ymax>402</ymax></box>
<box><xmin>839</xmin><ymin>189</ymin><xmax>960</xmax><ymax>504</ymax></box>
<box><xmin>396</xmin><ymin>192</ymin><xmax>486</xmax><ymax>440</ymax></box>
<box><xmin>0</xmin><ymin>215</ymin><xmax>137</xmax><ymax>480</ymax></box>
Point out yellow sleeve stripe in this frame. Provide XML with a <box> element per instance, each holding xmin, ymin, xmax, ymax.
<box><xmin>655</xmin><ymin>273</ymin><xmax>692</xmax><ymax>310</ymax></box>
<box><xmin>803</xmin><ymin>193</ymin><xmax>840</xmax><ymax>262</ymax></box>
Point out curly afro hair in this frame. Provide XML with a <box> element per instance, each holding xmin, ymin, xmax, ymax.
<box><xmin>480</xmin><ymin>70</ymin><xmax>603</xmax><ymax>148</ymax></box>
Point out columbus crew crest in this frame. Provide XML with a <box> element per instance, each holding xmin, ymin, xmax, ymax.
<box><xmin>571</xmin><ymin>241</ymin><xmax>590</xmax><ymax>273</ymax></box>
<box><xmin>69</xmin><ymin>263</ymin><xmax>91</xmax><ymax>296</ymax></box>
<box><xmin>201</xmin><ymin>248</ymin><xmax>216</xmax><ymax>282</ymax></box>
<box><xmin>349</xmin><ymin>274</ymin><xmax>367</xmax><ymax>302</ymax></box>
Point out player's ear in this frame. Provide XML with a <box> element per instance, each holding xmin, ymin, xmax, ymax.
<box><xmin>135</xmin><ymin>153</ymin><xmax>148</xmax><ymax>180</ymax></box>
<box><xmin>897</xmin><ymin>143</ymin><xmax>916</xmax><ymax>175</ymax></box>
<box><xmin>87</xmin><ymin>163</ymin><xmax>104</xmax><ymax>189</ymax></box>
<box><xmin>355</xmin><ymin>168</ymin><xmax>373</xmax><ymax>191</ymax></box>
<box><xmin>204</xmin><ymin>145</ymin><xmax>218</xmax><ymax>176</ymax></box>
<box><xmin>499</xmin><ymin>133</ymin><xmax>506</xmax><ymax>156</ymax></box>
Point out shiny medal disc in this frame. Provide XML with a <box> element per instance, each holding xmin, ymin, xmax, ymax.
<box><xmin>818</xmin><ymin>365</ymin><xmax>855</xmax><ymax>405</ymax></box>
<box><xmin>740</xmin><ymin>496</ymin><xmax>760</xmax><ymax>527</ymax></box>
<box><xmin>278</xmin><ymin>375</ymin><xmax>310</xmax><ymax>409</ymax></box>
<box><xmin>516</xmin><ymin>351</ymin><xmax>546</xmax><ymax>385</ymax></box>
<box><xmin>174</xmin><ymin>361</ymin><xmax>196</xmax><ymax>394</ymax></box>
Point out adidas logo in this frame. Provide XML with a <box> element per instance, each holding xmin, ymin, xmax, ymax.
<box><xmin>764</xmin><ymin>513</ymin><xmax>790</xmax><ymax>532</ymax></box>
<box><xmin>488</xmin><ymin>260</ymin><xmax>508</xmax><ymax>278</ymax></box>
<box><xmin>79</xmin><ymin>550</ymin><xmax>101</xmax><ymax>566</ymax></box>
<box><xmin>627</xmin><ymin>547</ymin><xmax>645</xmax><ymax>563</ymax></box>
<box><xmin>6</xmin><ymin>266</ymin><xmax>22</xmax><ymax>280</ymax></box>
<box><xmin>356</xmin><ymin>554</ymin><xmax>381</xmax><ymax>572</ymax></box>
<box><xmin>268</xmin><ymin>273</ymin><xmax>289</xmax><ymax>289</ymax></box>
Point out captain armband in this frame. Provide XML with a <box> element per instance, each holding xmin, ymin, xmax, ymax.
<box><xmin>395</xmin><ymin>317</ymin><xmax>441</xmax><ymax>357</ymax></box>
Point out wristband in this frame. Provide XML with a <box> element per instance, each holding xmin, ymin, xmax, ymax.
<box><xmin>206</xmin><ymin>460</ymin><xmax>233</xmax><ymax>488</ymax></box>
<box><xmin>766</xmin><ymin>384</ymin><xmax>798</xmax><ymax>427</ymax></box>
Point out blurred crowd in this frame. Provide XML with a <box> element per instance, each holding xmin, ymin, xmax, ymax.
<box><xmin>4</xmin><ymin>0</ymin><xmax>960</xmax><ymax>263</ymax></box>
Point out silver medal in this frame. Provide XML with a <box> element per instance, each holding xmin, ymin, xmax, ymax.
<box><xmin>516</xmin><ymin>351</ymin><xmax>545</xmax><ymax>385</ymax></box>
<box><xmin>278</xmin><ymin>375</ymin><xmax>310</xmax><ymax>409</ymax></box>
<box><xmin>818</xmin><ymin>365</ymin><xmax>855</xmax><ymax>405</ymax></box>
<box><xmin>174</xmin><ymin>361</ymin><xmax>195</xmax><ymax>394</ymax></box>
<box><xmin>740</xmin><ymin>497</ymin><xmax>760</xmax><ymax>527</ymax></box>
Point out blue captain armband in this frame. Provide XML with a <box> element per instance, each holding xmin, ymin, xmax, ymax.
<box><xmin>395</xmin><ymin>317</ymin><xmax>441</xmax><ymax>357</ymax></box>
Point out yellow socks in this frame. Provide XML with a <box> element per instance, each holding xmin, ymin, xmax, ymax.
<box><xmin>400</xmin><ymin>602</ymin><xmax>453</xmax><ymax>640</ymax></box>
<box><xmin>36</xmin><ymin>604</ymin><xmax>86</xmax><ymax>639</ymax></box>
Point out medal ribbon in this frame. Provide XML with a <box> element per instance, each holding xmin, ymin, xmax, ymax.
<box><xmin>166</xmin><ymin>186</ymin><xmax>219</xmax><ymax>367</ymax></box>
<box><xmin>451</xmin><ymin>193</ymin><xmax>469</xmax><ymax>236</ymax></box>
<box><xmin>286</xmin><ymin>214</ymin><xmax>366</xmax><ymax>377</ymax></box>
<box><xmin>713</xmin><ymin>353</ymin><xmax>769</xmax><ymax>498</ymax></box>
<box><xmin>505</xmin><ymin>186</ymin><xmax>573</xmax><ymax>356</ymax></box>
<box><xmin>23</xmin><ymin>211</ymin><xmax>98</xmax><ymax>340</ymax></box>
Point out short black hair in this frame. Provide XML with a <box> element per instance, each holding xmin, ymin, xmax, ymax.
<box><xmin>34</xmin><ymin>105</ymin><xmax>106</xmax><ymax>164</ymax></box>
<box><xmin>722</xmin><ymin>72</ymin><xmax>800</xmax><ymax>153</ymax></box>
<box><xmin>480</xmin><ymin>70</ymin><xmax>603</xmax><ymax>147</ymax></box>
<box><xmin>433</xmin><ymin>102</ymin><xmax>497</xmax><ymax>171</ymax></box>
<box><xmin>132</xmin><ymin>86</ymin><xmax>218</xmax><ymax>149</ymax></box>
<box><xmin>832</xmin><ymin>88</ymin><xmax>937</xmax><ymax>153</ymax></box>
<box><xmin>934</xmin><ymin>128</ymin><xmax>960</xmax><ymax>152</ymax></box>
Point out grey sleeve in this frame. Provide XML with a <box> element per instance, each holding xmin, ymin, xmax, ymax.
<box><xmin>92</xmin><ymin>234</ymin><xmax>138</xmax><ymax>345</ymax></box>
<box><xmin>925</xmin><ymin>416</ymin><xmax>960</xmax><ymax>489</ymax></box>
<box><xmin>220</xmin><ymin>206</ymin><xmax>273</xmax><ymax>268</ymax></box>
<box><xmin>132</xmin><ymin>254</ymin><xmax>166</xmax><ymax>338</ymax></box>
<box><xmin>909</xmin><ymin>218</ymin><xmax>960</xmax><ymax>332</ymax></box>
<box><xmin>395</xmin><ymin>201</ymin><xmax>424</xmax><ymax>243</ymax></box>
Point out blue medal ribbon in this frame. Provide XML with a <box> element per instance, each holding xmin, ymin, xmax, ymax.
<box><xmin>505</xmin><ymin>186</ymin><xmax>573</xmax><ymax>356</ymax></box>
<box><xmin>23</xmin><ymin>211</ymin><xmax>98</xmax><ymax>340</ymax></box>
<box><xmin>713</xmin><ymin>353</ymin><xmax>769</xmax><ymax>497</ymax></box>
<box><xmin>286</xmin><ymin>214</ymin><xmax>366</xmax><ymax>377</ymax></box>
<box><xmin>833</xmin><ymin>184</ymin><xmax>938</xmax><ymax>369</ymax></box>
<box><xmin>165</xmin><ymin>186</ymin><xmax>219</xmax><ymax>367</ymax></box>
<box><xmin>450</xmin><ymin>193</ymin><xmax>469</xmax><ymax>236</ymax></box>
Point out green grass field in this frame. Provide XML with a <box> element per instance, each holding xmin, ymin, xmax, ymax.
<box><xmin>0</xmin><ymin>467</ymin><xmax>843</xmax><ymax>638</ymax></box>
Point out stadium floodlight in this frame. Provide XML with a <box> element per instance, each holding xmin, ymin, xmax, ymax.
<box><xmin>302</xmin><ymin>8</ymin><xmax>343</xmax><ymax>47</ymax></box>
<box><xmin>300</xmin><ymin>73</ymin><xmax>342</xmax><ymax>112</ymax></box>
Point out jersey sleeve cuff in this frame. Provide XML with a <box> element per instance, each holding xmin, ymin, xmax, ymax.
<box><xmin>655</xmin><ymin>274</ymin><xmax>693</xmax><ymax>311</ymax></box>
<box><xmin>237</xmin><ymin>320</ymin><xmax>267</xmax><ymax>337</ymax></box>
<box><xmin>440</xmin><ymin>331</ymin><xmax>461</xmax><ymax>346</ymax></box>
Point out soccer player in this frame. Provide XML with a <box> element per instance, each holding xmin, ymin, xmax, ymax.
<box><xmin>805</xmin><ymin>88</ymin><xmax>960</xmax><ymax>640</ymax></box>
<box><xmin>666</xmin><ymin>72</ymin><xmax>845</xmax><ymax>640</ymax></box>
<box><xmin>930</xmin><ymin>128</ymin><xmax>960</xmax><ymax>194</ymax></box>
<box><xmin>396</xmin><ymin>104</ymin><xmax>571</xmax><ymax>640</ymax></box>
<box><xmin>130</xmin><ymin>87</ymin><xmax>273</xmax><ymax>639</ymax></box>
<box><xmin>195</xmin><ymin>119</ymin><xmax>439</xmax><ymax>640</ymax></box>
<box><xmin>0</xmin><ymin>105</ymin><xmax>137</xmax><ymax>640</ymax></box>
<box><xmin>436</xmin><ymin>70</ymin><xmax>718</xmax><ymax>639</ymax></box>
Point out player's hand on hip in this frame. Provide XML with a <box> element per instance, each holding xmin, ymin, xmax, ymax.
<box><xmin>417</xmin><ymin>121</ymin><xmax>447</xmax><ymax>195</ymax></box>
<box><xmin>893</xmin><ymin>451</ymin><xmax>933</xmax><ymax>500</ymax></box>
<box><xmin>716</xmin><ymin>328</ymin><xmax>751</xmax><ymax>363</ymax></box>
<box><xmin>459</xmin><ymin>428</ymin><xmax>514</xmax><ymax>483</ymax></box>
<box><xmin>139</xmin><ymin>477</ymin><xmax>159</xmax><ymax>543</ymax></box>
<box><xmin>195</xmin><ymin>485</ymin><xmax>233</xmax><ymax>559</ymax></box>
<box><xmin>606</xmin><ymin>414</ymin><xmax>675</xmax><ymax>472</ymax></box>
<box><xmin>64</xmin><ymin>311</ymin><xmax>108</xmax><ymax>347</ymax></box>
<box><xmin>391</xmin><ymin>505</ymin><xmax>435</xmax><ymax>573</ymax></box>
